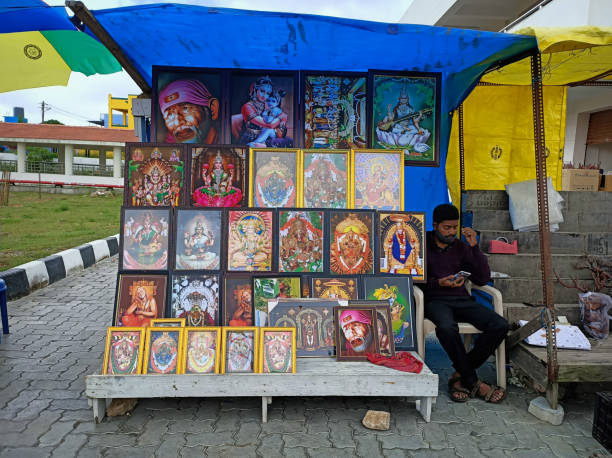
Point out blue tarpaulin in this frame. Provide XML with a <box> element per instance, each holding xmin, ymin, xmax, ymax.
<box><xmin>86</xmin><ymin>4</ymin><xmax>538</xmax><ymax>224</ymax></box>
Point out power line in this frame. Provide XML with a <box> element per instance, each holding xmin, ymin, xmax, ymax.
<box><xmin>43</xmin><ymin>102</ymin><xmax>100</xmax><ymax>125</ymax></box>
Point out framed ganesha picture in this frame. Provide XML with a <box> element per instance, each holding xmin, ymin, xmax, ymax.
<box><xmin>226</xmin><ymin>209</ymin><xmax>274</xmax><ymax>272</ymax></box>
<box><xmin>351</xmin><ymin>149</ymin><xmax>404</xmax><ymax>211</ymax></box>
<box><xmin>249</xmin><ymin>148</ymin><xmax>300</xmax><ymax>208</ymax></box>
<box><xmin>300</xmin><ymin>150</ymin><xmax>350</xmax><ymax>209</ymax></box>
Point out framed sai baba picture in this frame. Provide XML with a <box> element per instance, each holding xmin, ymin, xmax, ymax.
<box><xmin>113</xmin><ymin>273</ymin><xmax>167</xmax><ymax>327</ymax></box>
<box><xmin>230</xmin><ymin>71</ymin><xmax>298</xmax><ymax>148</ymax></box>
<box><xmin>169</xmin><ymin>272</ymin><xmax>221</xmax><ymax>326</ymax></box>
<box><xmin>181</xmin><ymin>327</ymin><xmax>221</xmax><ymax>374</ymax></box>
<box><xmin>369</xmin><ymin>70</ymin><xmax>441</xmax><ymax>166</ymax></box>
<box><xmin>351</xmin><ymin>149</ymin><xmax>404</xmax><ymax>211</ymax></box>
<box><xmin>124</xmin><ymin>143</ymin><xmax>186</xmax><ymax>207</ymax></box>
<box><xmin>378</xmin><ymin>211</ymin><xmax>426</xmax><ymax>282</ymax></box>
<box><xmin>120</xmin><ymin>208</ymin><xmax>170</xmax><ymax>271</ymax></box>
<box><xmin>328</xmin><ymin>210</ymin><xmax>375</xmax><ymax>275</ymax></box>
<box><xmin>259</xmin><ymin>327</ymin><xmax>296</xmax><ymax>374</ymax></box>
<box><xmin>278</xmin><ymin>210</ymin><xmax>325</xmax><ymax>273</ymax></box>
<box><xmin>249</xmin><ymin>148</ymin><xmax>300</xmax><ymax>208</ymax></box>
<box><xmin>188</xmin><ymin>146</ymin><xmax>248</xmax><ymax>208</ymax></box>
<box><xmin>301</xmin><ymin>150</ymin><xmax>350</xmax><ymax>209</ymax></box>
<box><xmin>348</xmin><ymin>300</ymin><xmax>395</xmax><ymax>357</ymax></box>
<box><xmin>333</xmin><ymin>305</ymin><xmax>379</xmax><ymax>361</ymax></box>
<box><xmin>102</xmin><ymin>327</ymin><xmax>145</xmax><ymax>375</ymax></box>
<box><xmin>302</xmin><ymin>72</ymin><xmax>367</xmax><ymax>149</ymax></box>
<box><xmin>252</xmin><ymin>275</ymin><xmax>302</xmax><ymax>327</ymax></box>
<box><xmin>221</xmin><ymin>327</ymin><xmax>259</xmax><ymax>374</ymax></box>
<box><xmin>152</xmin><ymin>66</ymin><xmax>223</xmax><ymax>145</ymax></box>
<box><xmin>226</xmin><ymin>209</ymin><xmax>274</xmax><ymax>272</ymax></box>
<box><xmin>143</xmin><ymin>327</ymin><xmax>184</xmax><ymax>375</ymax></box>
<box><xmin>174</xmin><ymin>208</ymin><xmax>223</xmax><ymax>270</ymax></box>
<box><xmin>310</xmin><ymin>275</ymin><xmax>360</xmax><ymax>300</ymax></box>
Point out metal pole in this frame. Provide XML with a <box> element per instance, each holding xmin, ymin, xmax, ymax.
<box><xmin>458</xmin><ymin>104</ymin><xmax>466</xmax><ymax>193</ymax></box>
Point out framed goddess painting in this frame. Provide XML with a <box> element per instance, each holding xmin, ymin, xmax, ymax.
<box><xmin>221</xmin><ymin>327</ymin><xmax>259</xmax><ymax>374</ymax></box>
<box><xmin>113</xmin><ymin>272</ymin><xmax>167</xmax><ymax>327</ymax></box>
<box><xmin>152</xmin><ymin>66</ymin><xmax>223</xmax><ymax>145</ymax></box>
<box><xmin>124</xmin><ymin>143</ymin><xmax>186</xmax><ymax>207</ymax></box>
<box><xmin>188</xmin><ymin>146</ymin><xmax>248</xmax><ymax>208</ymax></box>
<box><xmin>301</xmin><ymin>150</ymin><xmax>350</xmax><ymax>209</ymax></box>
<box><xmin>278</xmin><ymin>210</ymin><xmax>325</xmax><ymax>273</ymax></box>
<box><xmin>181</xmin><ymin>327</ymin><xmax>221</xmax><ymax>374</ymax></box>
<box><xmin>120</xmin><ymin>208</ymin><xmax>170</xmax><ymax>271</ymax></box>
<box><xmin>230</xmin><ymin>71</ymin><xmax>298</xmax><ymax>148</ymax></box>
<box><xmin>174</xmin><ymin>208</ymin><xmax>223</xmax><ymax>270</ymax></box>
<box><xmin>351</xmin><ymin>149</ymin><xmax>404</xmax><ymax>211</ymax></box>
<box><xmin>143</xmin><ymin>327</ymin><xmax>184</xmax><ymax>374</ymax></box>
<box><xmin>369</xmin><ymin>70</ymin><xmax>441</xmax><ymax>166</ymax></box>
<box><xmin>169</xmin><ymin>272</ymin><xmax>221</xmax><ymax>326</ymax></box>
<box><xmin>226</xmin><ymin>209</ymin><xmax>274</xmax><ymax>272</ymax></box>
<box><xmin>328</xmin><ymin>210</ymin><xmax>375</xmax><ymax>275</ymax></box>
<box><xmin>259</xmin><ymin>327</ymin><xmax>296</xmax><ymax>374</ymax></box>
<box><xmin>302</xmin><ymin>72</ymin><xmax>367</xmax><ymax>149</ymax></box>
<box><xmin>249</xmin><ymin>149</ymin><xmax>299</xmax><ymax>208</ymax></box>
<box><xmin>102</xmin><ymin>327</ymin><xmax>145</xmax><ymax>375</ymax></box>
<box><xmin>378</xmin><ymin>211</ymin><xmax>426</xmax><ymax>282</ymax></box>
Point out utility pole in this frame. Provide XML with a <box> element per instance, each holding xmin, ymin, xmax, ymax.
<box><xmin>40</xmin><ymin>101</ymin><xmax>50</xmax><ymax>123</ymax></box>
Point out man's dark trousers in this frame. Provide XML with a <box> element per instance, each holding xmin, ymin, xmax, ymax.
<box><xmin>424</xmin><ymin>296</ymin><xmax>508</xmax><ymax>389</ymax></box>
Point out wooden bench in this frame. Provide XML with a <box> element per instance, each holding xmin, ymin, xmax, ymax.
<box><xmin>86</xmin><ymin>355</ymin><xmax>438</xmax><ymax>423</ymax></box>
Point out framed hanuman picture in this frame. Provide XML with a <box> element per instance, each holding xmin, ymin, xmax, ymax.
<box><xmin>369</xmin><ymin>70</ymin><xmax>441</xmax><ymax>166</ymax></box>
<box><xmin>310</xmin><ymin>275</ymin><xmax>360</xmax><ymax>300</ymax></box>
<box><xmin>223</xmin><ymin>274</ymin><xmax>253</xmax><ymax>327</ymax></box>
<box><xmin>328</xmin><ymin>210</ymin><xmax>375</xmax><ymax>275</ymax></box>
<box><xmin>152</xmin><ymin>66</ymin><xmax>223</xmax><ymax>145</ymax></box>
<box><xmin>230</xmin><ymin>70</ymin><xmax>298</xmax><ymax>148</ymax></box>
<box><xmin>302</xmin><ymin>71</ymin><xmax>367</xmax><ymax>149</ymax></box>
<box><xmin>249</xmin><ymin>148</ymin><xmax>300</xmax><ymax>208</ymax></box>
<box><xmin>378</xmin><ymin>211</ymin><xmax>426</xmax><ymax>283</ymax></box>
<box><xmin>278</xmin><ymin>210</ymin><xmax>325</xmax><ymax>273</ymax></box>
<box><xmin>259</xmin><ymin>327</ymin><xmax>296</xmax><ymax>374</ymax></box>
<box><xmin>351</xmin><ymin>149</ymin><xmax>404</xmax><ymax>211</ymax></box>
<box><xmin>120</xmin><ymin>208</ymin><xmax>170</xmax><ymax>271</ymax></box>
<box><xmin>113</xmin><ymin>272</ymin><xmax>167</xmax><ymax>327</ymax></box>
<box><xmin>221</xmin><ymin>327</ymin><xmax>259</xmax><ymax>374</ymax></box>
<box><xmin>226</xmin><ymin>209</ymin><xmax>274</xmax><ymax>272</ymax></box>
<box><xmin>174</xmin><ymin>208</ymin><xmax>223</xmax><ymax>271</ymax></box>
<box><xmin>124</xmin><ymin>143</ymin><xmax>186</xmax><ymax>207</ymax></box>
<box><xmin>300</xmin><ymin>150</ymin><xmax>350</xmax><ymax>209</ymax></box>
<box><xmin>169</xmin><ymin>272</ymin><xmax>221</xmax><ymax>326</ymax></box>
<box><xmin>143</xmin><ymin>327</ymin><xmax>184</xmax><ymax>374</ymax></box>
<box><xmin>188</xmin><ymin>145</ymin><xmax>248</xmax><ymax>208</ymax></box>
<box><xmin>102</xmin><ymin>327</ymin><xmax>145</xmax><ymax>375</ymax></box>
<box><xmin>334</xmin><ymin>305</ymin><xmax>379</xmax><ymax>361</ymax></box>
<box><xmin>181</xmin><ymin>327</ymin><xmax>221</xmax><ymax>374</ymax></box>
<box><xmin>252</xmin><ymin>275</ymin><xmax>302</xmax><ymax>327</ymax></box>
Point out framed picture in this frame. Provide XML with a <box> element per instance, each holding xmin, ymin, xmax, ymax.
<box><xmin>174</xmin><ymin>208</ymin><xmax>223</xmax><ymax>270</ymax></box>
<box><xmin>378</xmin><ymin>211</ymin><xmax>426</xmax><ymax>282</ymax></box>
<box><xmin>268</xmin><ymin>298</ymin><xmax>346</xmax><ymax>357</ymax></box>
<box><xmin>226</xmin><ymin>209</ymin><xmax>274</xmax><ymax>272</ymax></box>
<box><xmin>143</xmin><ymin>327</ymin><xmax>184</xmax><ymax>375</ymax></box>
<box><xmin>334</xmin><ymin>305</ymin><xmax>379</xmax><ymax>361</ymax></box>
<box><xmin>362</xmin><ymin>275</ymin><xmax>416</xmax><ymax>351</ymax></box>
<box><xmin>152</xmin><ymin>66</ymin><xmax>223</xmax><ymax>145</ymax></box>
<box><xmin>348</xmin><ymin>300</ymin><xmax>395</xmax><ymax>357</ymax></box>
<box><xmin>259</xmin><ymin>327</ymin><xmax>296</xmax><ymax>374</ymax></box>
<box><xmin>124</xmin><ymin>143</ymin><xmax>186</xmax><ymax>207</ymax></box>
<box><xmin>252</xmin><ymin>275</ymin><xmax>302</xmax><ymax>327</ymax></box>
<box><xmin>223</xmin><ymin>274</ymin><xmax>253</xmax><ymax>326</ymax></box>
<box><xmin>309</xmin><ymin>275</ymin><xmax>360</xmax><ymax>300</ymax></box>
<box><xmin>169</xmin><ymin>272</ymin><xmax>221</xmax><ymax>326</ymax></box>
<box><xmin>188</xmin><ymin>145</ymin><xmax>248</xmax><ymax>207</ymax></box>
<box><xmin>230</xmin><ymin>70</ymin><xmax>298</xmax><ymax>148</ymax></box>
<box><xmin>302</xmin><ymin>72</ymin><xmax>367</xmax><ymax>149</ymax></box>
<box><xmin>249</xmin><ymin>148</ymin><xmax>300</xmax><ymax>208</ymax></box>
<box><xmin>180</xmin><ymin>327</ymin><xmax>221</xmax><ymax>374</ymax></box>
<box><xmin>278</xmin><ymin>210</ymin><xmax>325</xmax><ymax>273</ymax></box>
<box><xmin>113</xmin><ymin>272</ymin><xmax>167</xmax><ymax>327</ymax></box>
<box><xmin>150</xmin><ymin>318</ymin><xmax>186</xmax><ymax>327</ymax></box>
<box><xmin>300</xmin><ymin>150</ymin><xmax>350</xmax><ymax>209</ymax></box>
<box><xmin>221</xmin><ymin>327</ymin><xmax>259</xmax><ymax>374</ymax></box>
<box><xmin>120</xmin><ymin>208</ymin><xmax>170</xmax><ymax>271</ymax></box>
<box><xmin>369</xmin><ymin>70</ymin><xmax>441</xmax><ymax>166</ymax></box>
<box><xmin>328</xmin><ymin>210</ymin><xmax>375</xmax><ymax>275</ymax></box>
<box><xmin>351</xmin><ymin>149</ymin><xmax>404</xmax><ymax>211</ymax></box>
<box><xmin>102</xmin><ymin>327</ymin><xmax>145</xmax><ymax>375</ymax></box>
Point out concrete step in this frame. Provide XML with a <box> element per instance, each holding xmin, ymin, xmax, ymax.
<box><xmin>504</xmin><ymin>302</ymin><xmax>581</xmax><ymax>325</ymax></box>
<box><xmin>470</xmin><ymin>208</ymin><xmax>612</xmax><ymax>232</ymax></box>
<box><xmin>478</xmin><ymin>230</ymin><xmax>611</xmax><ymax>256</ymax></box>
<box><xmin>464</xmin><ymin>190</ymin><xmax>612</xmax><ymax>213</ymax></box>
<box><xmin>487</xmin><ymin>254</ymin><xmax>611</xmax><ymax>279</ymax></box>
<box><xmin>492</xmin><ymin>277</ymin><xmax>595</xmax><ymax>304</ymax></box>
<box><xmin>464</xmin><ymin>191</ymin><xmax>508</xmax><ymax>211</ymax></box>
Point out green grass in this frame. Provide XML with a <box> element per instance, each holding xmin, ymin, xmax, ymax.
<box><xmin>0</xmin><ymin>191</ymin><xmax>123</xmax><ymax>270</ymax></box>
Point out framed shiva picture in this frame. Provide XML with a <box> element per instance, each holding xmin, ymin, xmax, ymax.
<box><xmin>120</xmin><ymin>208</ymin><xmax>170</xmax><ymax>271</ymax></box>
<box><xmin>368</xmin><ymin>70</ymin><xmax>441</xmax><ymax>166</ymax></box>
<box><xmin>309</xmin><ymin>275</ymin><xmax>360</xmax><ymax>300</ymax></box>
<box><xmin>362</xmin><ymin>275</ymin><xmax>416</xmax><ymax>351</ymax></box>
<box><xmin>301</xmin><ymin>71</ymin><xmax>367</xmax><ymax>149</ymax></box>
<box><xmin>351</xmin><ymin>149</ymin><xmax>404</xmax><ymax>211</ymax></box>
<box><xmin>378</xmin><ymin>211</ymin><xmax>427</xmax><ymax>283</ymax></box>
<box><xmin>328</xmin><ymin>210</ymin><xmax>375</xmax><ymax>275</ymax></box>
<box><xmin>124</xmin><ymin>143</ymin><xmax>186</xmax><ymax>207</ymax></box>
<box><xmin>169</xmin><ymin>272</ymin><xmax>221</xmax><ymax>326</ymax></box>
<box><xmin>229</xmin><ymin>70</ymin><xmax>298</xmax><ymax>148</ymax></box>
<box><xmin>252</xmin><ymin>275</ymin><xmax>302</xmax><ymax>327</ymax></box>
<box><xmin>152</xmin><ymin>66</ymin><xmax>224</xmax><ymax>145</ymax></box>
<box><xmin>102</xmin><ymin>327</ymin><xmax>145</xmax><ymax>375</ymax></box>
<box><xmin>174</xmin><ymin>208</ymin><xmax>223</xmax><ymax>270</ymax></box>
<box><xmin>113</xmin><ymin>272</ymin><xmax>167</xmax><ymax>327</ymax></box>
<box><xmin>249</xmin><ymin>148</ymin><xmax>300</xmax><ymax>208</ymax></box>
<box><xmin>300</xmin><ymin>150</ymin><xmax>350</xmax><ymax>209</ymax></box>
<box><xmin>278</xmin><ymin>210</ymin><xmax>325</xmax><ymax>273</ymax></box>
<box><xmin>226</xmin><ymin>209</ymin><xmax>274</xmax><ymax>272</ymax></box>
<box><xmin>188</xmin><ymin>145</ymin><xmax>248</xmax><ymax>208</ymax></box>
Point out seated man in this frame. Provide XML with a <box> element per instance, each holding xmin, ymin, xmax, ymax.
<box><xmin>425</xmin><ymin>203</ymin><xmax>508</xmax><ymax>403</ymax></box>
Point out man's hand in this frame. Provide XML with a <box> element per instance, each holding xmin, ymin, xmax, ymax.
<box><xmin>438</xmin><ymin>275</ymin><xmax>465</xmax><ymax>288</ymax></box>
<box><xmin>462</xmin><ymin>227</ymin><xmax>478</xmax><ymax>247</ymax></box>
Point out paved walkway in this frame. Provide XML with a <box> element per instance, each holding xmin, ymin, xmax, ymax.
<box><xmin>0</xmin><ymin>257</ymin><xmax>608</xmax><ymax>457</ymax></box>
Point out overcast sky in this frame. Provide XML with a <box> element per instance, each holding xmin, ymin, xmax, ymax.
<box><xmin>0</xmin><ymin>0</ymin><xmax>414</xmax><ymax>126</ymax></box>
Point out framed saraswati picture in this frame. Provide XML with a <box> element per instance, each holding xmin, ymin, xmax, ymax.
<box><xmin>174</xmin><ymin>208</ymin><xmax>223</xmax><ymax>270</ymax></box>
<box><xmin>124</xmin><ymin>143</ymin><xmax>186</xmax><ymax>207</ymax></box>
<box><xmin>351</xmin><ymin>149</ymin><xmax>404</xmax><ymax>211</ymax></box>
<box><xmin>249</xmin><ymin>148</ymin><xmax>300</xmax><ymax>208</ymax></box>
<box><xmin>300</xmin><ymin>150</ymin><xmax>350</xmax><ymax>209</ymax></box>
<box><xmin>302</xmin><ymin>72</ymin><xmax>367</xmax><ymax>149</ymax></box>
<box><xmin>169</xmin><ymin>272</ymin><xmax>221</xmax><ymax>326</ymax></box>
<box><xmin>278</xmin><ymin>210</ymin><xmax>325</xmax><ymax>273</ymax></box>
<box><xmin>180</xmin><ymin>327</ymin><xmax>221</xmax><ymax>374</ymax></box>
<box><xmin>226</xmin><ymin>209</ymin><xmax>274</xmax><ymax>272</ymax></box>
<box><xmin>120</xmin><ymin>208</ymin><xmax>170</xmax><ymax>271</ymax></box>
<box><xmin>188</xmin><ymin>146</ymin><xmax>248</xmax><ymax>208</ymax></box>
<box><xmin>369</xmin><ymin>70</ymin><xmax>441</xmax><ymax>166</ymax></box>
<box><xmin>328</xmin><ymin>210</ymin><xmax>375</xmax><ymax>275</ymax></box>
<box><xmin>102</xmin><ymin>327</ymin><xmax>145</xmax><ymax>375</ymax></box>
<box><xmin>378</xmin><ymin>211</ymin><xmax>426</xmax><ymax>282</ymax></box>
<box><xmin>143</xmin><ymin>327</ymin><xmax>184</xmax><ymax>374</ymax></box>
<box><xmin>221</xmin><ymin>327</ymin><xmax>259</xmax><ymax>374</ymax></box>
<box><xmin>113</xmin><ymin>272</ymin><xmax>167</xmax><ymax>327</ymax></box>
<box><xmin>259</xmin><ymin>327</ymin><xmax>296</xmax><ymax>374</ymax></box>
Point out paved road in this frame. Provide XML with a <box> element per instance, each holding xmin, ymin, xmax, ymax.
<box><xmin>0</xmin><ymin>257</ymin><xmax>608</xmax><ymax>457</ymax></box>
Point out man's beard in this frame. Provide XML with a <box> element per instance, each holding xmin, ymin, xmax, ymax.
<box><xmin>434</xmin><ymin>229</ymin><xmax>456</xmax><ymax>245</ymax></box>
<box><xmin>348</xmin><ymin>328</ymin><xmax>372</xmax><ymax>352</ymax></box>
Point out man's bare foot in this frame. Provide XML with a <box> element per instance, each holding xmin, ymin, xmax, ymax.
<box><xmin>448</xmin><ymin>372</ymin><xmax>469</xmax><ymax>402</ymax></box>
<box><xmin>472</xmin><ymin>380</ymin><xmax>505</xmax><ymax>403</ymax></box>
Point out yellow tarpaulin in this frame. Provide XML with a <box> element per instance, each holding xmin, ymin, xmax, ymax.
<box><xmin>446</xmin><ymin>85</ymin><xmax>567</xmax><ymax>208</ymax></box>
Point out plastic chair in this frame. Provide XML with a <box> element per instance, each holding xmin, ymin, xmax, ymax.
<box><xmin>0</xmin><ymin>279</ymin><xmax>8</xmax><ymax>344</ymax></box>
<box><xmin>414</xmin><ymin>282</ymin><xmax>506</xmax><ymax>389</ymax></box>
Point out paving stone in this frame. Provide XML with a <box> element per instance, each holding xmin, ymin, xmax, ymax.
<box><xmin>213</xmin><ymin>413</ymin><xmax>239</xmax><ymax>432</ymax></box>
<box><xmin>422</xmin><ymin>422</ymin><xmax>448</xmax><ymax>450</ymax></box>
<box><xmin>411</xmin><ymin>449</ymin><xmax>458</xmax><ymax>457</ymax></box>
<box><xmin>38</xmin><ymin>420</ymin><xmax>76</xmax><ymax>446</ymax></box>
<box><xmin>539</xmin><ymin>435</ymin><xmax>581</xmax><ymax>458</ymax></box>
<box><xmin>262</xmin><ymin>420</ymin><xmax>305</xmax><ymax>434</ymax></box>
<box><xmin>205</xmin><ymin>445</ymin><xmax>258</xmax><ymax>457</ymax></box>
<box><xmin>283</xmin><ymin>446</ymin><xmax>308</xmax><ymax>458</ymax></box>
<box><xmin>473</xmin><ymin>433</ymin><xmax>520</xmax><ymax>450</ymax></box>
<box><xmin>235</xmin><ymin>421</ymin><xmax>261</xmax><ymax>446</ymax></box>
<box><xmin>326</xmin><ymin>408</ymin><xmax>365</xmax><ymax>421</ymax></box>
<box><xmin>382</xmin><ymin>449</ymin><xmax>408</xmax><ymax>458</ymax></box>
<box><xmin>283</xmin><ymin>432</ymin><xmax>331</xmax><ymax>449</ymax></box>
<box><xmin>185</xmin><ymin>431</ymin><xmax>234</xmax><ymax>447</ymax></box>
<box><xmin>86</xmin><ymin>433</ymin><xmax>138</xmax><ymax>448</ymax></box>
<box><xmin>355</xmin><ymin>435</ymin><xmax>383</xmax><ymax>458</ymax></box>
<box><xmin>50</xmin><ymin>432</ymin><xmax>88</xmax><ymax>457</ymax></box>
<box><xmin>0</xmin><ymin>447</ymin><xmax>55</xmax><ymax>458</ymax></box>
<box><xmin>154</xmin><ymin>433</ymin><xmax>186</xmax><ymax>457</ymax></box>
<box><xmin>138</xmin><ymin>419</ymin><xmax>170</xmax><ymax>445</ymax></box>
<box><xmin>14</xmin><ymin>399</ymin><xmax>51</xmax><ymax>420</ymax></box>
<box><xmin>103</xmin><ymin>446</ymin><xmax>157</xmax><ymax>458</ymax></box>
<box><xmin>178</xmin><ymin>445</ymin><xmax>206</xmax><ymax>458</ymax></box>
<box><xmin>256</xmin><ymin>433</ymin><xmax>284</xmax><ymax>457</ymax></box>
<box><xmin>0</xmin><ymin>418</ymin><xmax>29</xmax><ymax>433</ymax></box>
<box><xmin>168</xmin><ymin>419</ymin><xmax>214</xmax><ymax>434</ymax></box>
<box><xmin>380</xmin><ymin>434</ymin><xmax>428</xmax><ymax>451</ymax></box>
<box><xmin>310</xmin><ymin>446</ymin><xmax>357</xmax><ymax>457</ymax></box>
<box><xmin>305</xmin><ymin>409</ymin><xmax>329</xmax><ymax>434</ymax></box>
<box><xmin>329</xmin><ymin>420</ymin><xmax>354</xmax><ymax>448</ymax></box>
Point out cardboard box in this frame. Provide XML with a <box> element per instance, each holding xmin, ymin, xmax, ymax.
<box><xmin>562</xmin><ymin>169</ymin><xmax>601</xmax><ymax>191</ymax></box>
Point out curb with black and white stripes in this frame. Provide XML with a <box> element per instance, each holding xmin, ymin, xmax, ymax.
<box><xmin>0</xmin><ymin>235</ymin><xmax>119</xmax><ymax>301</ymax></box>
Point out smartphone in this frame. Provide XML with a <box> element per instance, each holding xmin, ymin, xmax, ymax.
<box><xmin>452</xmin><ymin>271</ymin><xmax>471</xmax><ymax>281</ymax></box>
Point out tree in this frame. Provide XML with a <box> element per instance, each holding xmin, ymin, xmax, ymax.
<box><xmin>41</xmin><ymin>119</ymin><xmax>63</xmax><ymax>125</ymax></box>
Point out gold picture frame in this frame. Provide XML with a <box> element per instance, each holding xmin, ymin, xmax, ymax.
<box><xmin>248</xmin><ymin>148</ymin><xmax>302</xmax><ymax>208</ymax></box>
<box><xmin>258</xmin><ymin>327</ymin><xmax>296</xmax><ymax>374</ymax></box>
<box><xmin>180</xmin><ymin>327</ymin><xmax>221</xmax><ymax>374</ymax></box>
<box><xmin>299</xmin><ymin>149</ymin><xmax>351</xmax><ymax>208</ymax></box>
<box><xmin>350</xmin><ymin>149</ymin><xmax>404</xmax><ymax>211</ymax></box>
<box><xmin>220</xmin><ymin>326</ymin><xmax>260</xmax><ymax>374</ymax></box>
<box><xmin>150</xmin><ymin>318</ymin><xmax>186</xmax><ymax>328</ymax></box>
<box><xmin>102</xmin><ymin>327</ymin><xmax>145</xmax><ymax>375</ymax></box>
<box><xmin>143</xmin><ymin>327</ymin><xmax>184</xmax><ymax>375</ymax></box>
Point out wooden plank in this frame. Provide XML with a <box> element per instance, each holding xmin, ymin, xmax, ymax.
<box><xmin>509</xmin><ymin>344</ymin><xmax>548</xmax><ymax>387</ymax></box>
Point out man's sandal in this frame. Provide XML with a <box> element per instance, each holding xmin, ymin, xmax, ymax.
<box><xmin>469</xmin><ymin>380</ymin><xmax>506</xmax><ymax>403</ymax></box>
<box><xmin>448</xmin><ymin>375</ymin><xmax>470</xmax><ymax>403</ymax></box>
